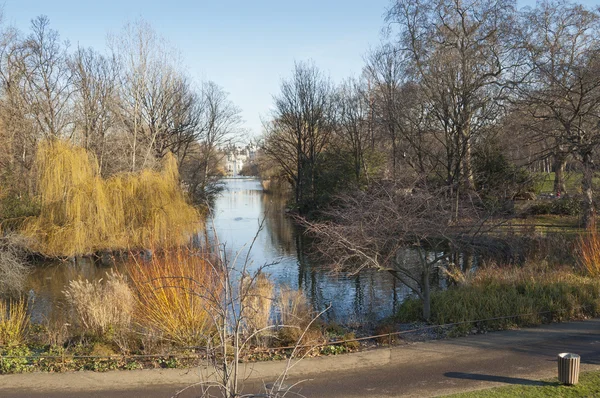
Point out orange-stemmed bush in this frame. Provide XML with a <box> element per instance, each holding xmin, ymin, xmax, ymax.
<box><xmin>127</xmin><ymin>248</ymin><xmax>222</xmax><ymax>347</ymax></box>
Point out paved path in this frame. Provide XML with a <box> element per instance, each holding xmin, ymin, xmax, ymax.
<box><xmin>2</xmin><ymin>319</ymin><xmax>600</xmax><ymax>397</ymax></box>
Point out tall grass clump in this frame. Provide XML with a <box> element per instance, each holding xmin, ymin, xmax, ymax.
<box><xmin>273</xmin><ymin>285</ymin><xmax>317</xmax><ymax>347</ymax></box>
<box><xmin>127</xmin><ymin>248</ymin><xmax>222</xmax><ymax>347</ymax></box>
<box><xmin>276</xmin><ymin>285</ymin><xmax>311</xmax><ymax>327</ymax></box>
<box><xmin>0</xmin><ymin>299</ymin><xmax>29</xmax><ymax>347</ymax></box>
<box><xmin>242</xmin><ymin>272</ymin><xmax>274</xmax><ymax>339</ymax></box>
<box><xmin>397</xmin><ymin>263</ymin><xmax>600</xmax><ymax>334</ymax></box>
<box><xmin>63</xmin><ymin>271</ymin><xmax>134</xmax><ymax>340</ymax></box>
<box><xmin>22</xmin><ymin>139</ymin><xmax>200</xmax><ymax>257</ymax></box>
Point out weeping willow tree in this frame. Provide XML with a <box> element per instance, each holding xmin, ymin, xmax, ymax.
<box><xmin>23</xmin><ymin>139</ymin><xmax>200</xmax><ymax>257</ymax></box>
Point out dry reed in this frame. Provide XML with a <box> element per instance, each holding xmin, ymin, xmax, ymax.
<box><xmin>127</xmin><ymin>248</ymin><xmax>222</xmax><ymax>347</ymax></box>
<box><xmin>23</xmin><ymin>139</ymin><xmax>200</xmax><ymax>256</ymax></box>
<box><xmin>276</xmin><ymin>285</ymin><xmax>311</xmax><ymax>327</ymax></box>
<box><xmin>242</xmin><ymin>272</ymin><xmax>274</xmax><ymax>336</ymax></box>
<box><xmin>63</xmin><ymin>271</ymin><xmax>134</xmax><ymax>338</ymax></box>
<box><xmin>0</xmin><ymin>299</ymin><xmax>29</xmax><ymax>347</ymax></box>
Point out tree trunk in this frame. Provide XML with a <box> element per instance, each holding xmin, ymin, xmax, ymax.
<box><xmin>462</xmin><ymin>128</ymin><xmax>476</xmax><ymax>192</ymax></box>
<box><xmin>581</xmin><ymin>151</ymin><xmax>595</xmax><ymax>229</ymax></box>
<box><xmin>421</xmin><ymin>269</ymin><xmax>431</xmax><ymax>321</ymax></box>
<box><xmin>553</xmin><ymin>152</ymin><xmax>567</xmax><ymax>195</ymax></box>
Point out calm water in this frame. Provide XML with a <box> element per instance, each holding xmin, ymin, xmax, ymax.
<box><xmin>26</xmin><ymin>178</ymin><xmax>408</xmax><ymax>325</ymax></box>
<box><xmin>207</xmin><ymin>178</ymin><xmax>408</xmax><ymax>323</ymax></box>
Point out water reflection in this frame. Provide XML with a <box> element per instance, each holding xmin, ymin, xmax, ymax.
<box><xmin>209</xmin><ymin>178</ymin><xmax>407</xmax><ymax>323</ymax></box>
<box><xmin>27</xmin><ymin>258</ymin><xmax>119</xmax><ymax>324</ymax></box>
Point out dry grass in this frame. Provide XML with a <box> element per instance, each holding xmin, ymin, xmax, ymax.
<box><xmin>242</xmin><ymin>272</ymin><xmax>274</xmax><ymax>337</ymax></box>
<box><xmin>63</xmin><ymin>271</ymin><xmax>134</xmax><ymax>338</ymax></box>
<box><xmin>23</xmin><ymin>139</ymin><xmax>201</xmax><ymax>256</ymax></box>
<box><xmin>127</xmin><ymin>248</ymin><xmax>222</xmax><ymax>347</ymax></box>
<box><xmin>276</xmin><ymin>285</ymin><xmax>311</xmax><ymax>327</ymax></box>
<box><xmin>0</xmin><ymin>299</ymin><xmax>29</xmax><ymax>347</ymax></box>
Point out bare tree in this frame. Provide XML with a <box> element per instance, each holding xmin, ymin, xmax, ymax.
<box><xmin>69</xmin><ymin>47</ymin><xmax>119</xmax><ymax>174</ymax></box>
<box><xmin>0</xmin><ymin>22</ymin><xmax>37</xmax><ymax>191</ymax></box>
<box><xmin>110</xmin><ymin>19</ymin><xmax>166</xmax><ymax>171</ymax></box>
<box><xmin>364</xmin><ymin>46</ymin><xmax>437</xmax><ymax>181</ymax></box>
<box><xmin>386</xmin><ymin>0</ymin><xmax>516</xmax><ymax>192</ymax></box>
<box><xmin>515</xmin><ymin>0</ymin><xmax>600</xmax><ymax>227</ymax></box>
<box><xmin>262</xmin><ymin>61</ymin><xmax>336</xmax><ymax>212</ymax></box>
<box><xmin>364</xmin><ymin>44</ymin><xmax>405</xmax><ymax>179</ymax></box>
<box><xmin>180</xmin><ymin>81</ymin><xmax>242</xmax><ymax>205</ymax></box>
<box><xmin>303</xmin><ymin>183</ymin><xmax>483</xmax><ymax>320</ymax></box>
<box><xmin>19</xmin><ymin>15</ymin><xmax>74</xmax><ymax>138</ymax></box>
<box><xmin>336</xmin><ymin>77</ymin><xmax>372</xmax><ymax>183</ymax></box>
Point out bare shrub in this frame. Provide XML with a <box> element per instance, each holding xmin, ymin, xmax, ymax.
<box><xmin>63</xmin><ymin>271</ymin><xmax>134</xmax><ymax>339</ymax></box>
<box><xmin>0</xmin><ymin>236</ymin><xmax>30</xmax><ymax>297</ymax></box>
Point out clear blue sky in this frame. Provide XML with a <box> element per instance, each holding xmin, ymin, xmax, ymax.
<box><xmin>2</xmin><ymin>0</ymin><xmax>598</xmax><ymax>138</ymax></box>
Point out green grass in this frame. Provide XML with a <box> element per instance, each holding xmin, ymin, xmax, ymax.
<box><xmin>397</xmin><ymin>264</ymin><xmax>600</xmax><ymax>333</ymax></box>
<box><xmin>534</xmin><ymin>172</ymin><xmax>600</xmax><ymax>195</ymax></box>
<box><xmin>446</xmin><ymin>370</ymin><xmax>600</xmax><ymax>397</ymax></box>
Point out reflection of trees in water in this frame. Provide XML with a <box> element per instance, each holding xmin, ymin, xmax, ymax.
<box><xmin>26</xmin><ymin>257</ymin><xmax>122</xmax><ymax>323</ymax></box>
<box><xmin>261</xmin><ymin>192</ymin><xmax>295</xmax><ymax>256</ymax></box>
<box><xmin>294</xmin><ymin>231</ymin><xmax>409</xmax><ymax>324</ymax></box>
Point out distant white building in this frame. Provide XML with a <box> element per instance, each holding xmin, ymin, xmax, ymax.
<box><xmin>225</xmin><ymin>144</ymin><xmax>256</xmax><ymax>177</ymax></box>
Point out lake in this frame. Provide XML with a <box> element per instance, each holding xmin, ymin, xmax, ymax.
<box><xmin>26</xmin><ymin>178</ymin><xmax>408</xmax><ymax>325</ymax></box>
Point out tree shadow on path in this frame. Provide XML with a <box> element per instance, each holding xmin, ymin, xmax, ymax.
<box><xmin>444</xmin><ymin>372</ymin><xmax>557</xmax><ymax>387</ymax></box>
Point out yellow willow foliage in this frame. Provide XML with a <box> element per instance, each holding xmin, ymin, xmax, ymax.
<box><xmin>22</xmin><ymin>139</ymin><xmax>200</xmax><ymax>256</ymax></box>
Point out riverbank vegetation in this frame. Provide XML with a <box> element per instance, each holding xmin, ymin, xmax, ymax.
<box><xmin>0</xmin><ymin>248</ymin><xmax>338</xmax><ymax>374</ymax></box>
<box><xmin>397</xmin><ymin>262</ymin><xmax>600</xmax><ymax>335</ymax></box>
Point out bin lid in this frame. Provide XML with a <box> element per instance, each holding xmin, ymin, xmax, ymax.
<box><xmin>558</xmin><ymin>353</ymin><xmax>580</xmax><ymax>359</ymax></box>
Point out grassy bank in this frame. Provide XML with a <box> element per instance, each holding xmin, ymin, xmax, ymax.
<box><xmin>397</xmin><ymin>264</ymin><xmax>600</xmax><ymax>335</ymax></box>
<box><xmin>447</xmin><ymin>370</ymin><xmax>600</xmax><ymax>397</ymax></box>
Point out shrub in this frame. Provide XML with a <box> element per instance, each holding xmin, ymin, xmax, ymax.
<box><xmin>0</xmin><ymin>236</ymin><xmax>30</xmax><ymax>297</ymax></box>
<box><xmin>0</xmin><ymin>345</ymin><xmax>31</xmax><ymax>373</ymax></box>
<box><xmin>397</xmin><ymin>263</ymin><xmax>600</xmax><ymax>334</ymax></box>
<box><xmin>127</xmin><ymin>248</ymin><xmax>222</xmax><ymax>347</ymax></box>
<box><xmin>527</xmin><ymin>197</ymin><xmax>581</xmax><ymax>216</ymax></box>
<box><xmin>578</xmin><ymin>229</ymin><xmax>600</xmax><ymax>277</ymax></box>
<box><xmin>0</xmin><ymin>299</ymin><xmax>29</xmax><ymax>347</ymax></box>
<box><xmin>63</xmin><ymin>271</ymin><xmax>133</xmax><ymax>340</ymax></box>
